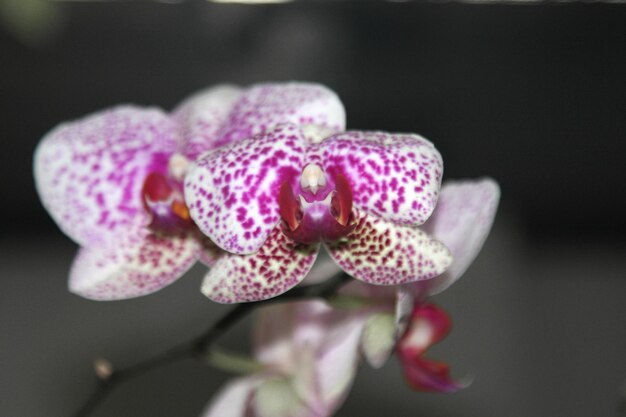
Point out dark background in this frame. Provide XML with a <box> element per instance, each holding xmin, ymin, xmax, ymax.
<box><xmin>1</xmin><ymin>2</ymin><xmax>625</xmax><ymax>417</ymax></box>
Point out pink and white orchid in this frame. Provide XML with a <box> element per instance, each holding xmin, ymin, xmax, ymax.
<box><xmin>33</xmin><ymin>85</ymin><xmax>241</xmax><ymax>300</ymax></box>
<box><xmin>185</xmin><ymin>100</ymin><xmax>453</xmax><ymax>303</ymax></box>
<box><xmin>356</xmin><ymin>179</ymin><xmax>500</xmax><ymax>391</ymax></box>
<box><xmin>34</xmin><ymin>82</ymin><xmax>343</xmax><ymax>300</ymax></box>
<box><xmin>202</xmin><ymin>300</ymin><xmax>367</xmax><ymax>417</ymax></box>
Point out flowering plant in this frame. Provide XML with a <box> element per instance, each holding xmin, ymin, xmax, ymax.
<box><xmin>34</xmin><ymin>82</ymin><xmax>499</xmax><ymax>417</ymax></box>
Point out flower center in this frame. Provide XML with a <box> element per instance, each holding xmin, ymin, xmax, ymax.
<box><xmin>141</xmin><ymin>155</ymin><xmax>192</xmax><ymax>234</ymax></box>
<box><xmin>278</xmin><ymin>164</ymin><xmax>355</xmax><ymax>245</ymax></box>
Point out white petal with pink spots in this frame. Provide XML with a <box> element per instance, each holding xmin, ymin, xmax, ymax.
<box><xmin>34</xmin><ymin>106</ymin><xmax>178</xmax><ymax>247</ymax></box>
<box><xmin>172</xmin><ymin>84</ymin><xmax>243</xmax><ymax>160</ymax></box>
<box><xmin>185</xmin><ymin>124</ymin><xmax>307</xmax><ymax>255</ymax></box>
<box><xmin>217</xmin><ymin>83</ymin><xmax>346</xmax><ymax>147</ymax></box>
<box><xmin>201</xmin><ymin>226</ymin><xmax>319</xmax><ymax>303</ymax></box>
<box><xmin>326</xmin><ymin>212</ymin><xmax>452</xmax><ymax>285</ymax></box>
<box><xmin>69</xmin><ymin>229</ymin><xmax>198</xmax><ymax>300</ymax></box>
<box><xmin>320</xmin><ymin>131</ymin><xmax>443</xmax><ymax>226</ymax></box>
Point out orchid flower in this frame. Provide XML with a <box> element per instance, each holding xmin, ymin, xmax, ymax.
<box><xmin>185</xmin><ymin>108</ymin><xmax>453</xmax><ymax>303</ymax></box>
<box><xmin>202</xmin><ymin>300</ymin><xmax>367</xmax><ymax>417</ymax></box>
<box><xmin>355</xmin><ymin>179</ymin><xmax>500</xmax><ymax>391</ymax></box>
<box><xmin>33</xmin><ymin>85</ymin><xmax>243</xmax><ymax>300</ymax></box>
<box><xmin>34</xmin><ymin>82</ymin><xmax>343</xmax><ymax>300</ymax></box>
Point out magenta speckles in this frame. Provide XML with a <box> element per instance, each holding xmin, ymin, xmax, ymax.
<box><xmin>217</xmin><ymin>83</ymin><xmax>346</xmax><ymax>147</ymax></box>
<box><xmin>185</xmin><ymin>124</ymin><xmax>308</xmax><ymax>255</ymax></box>
<box><xmin>320</xmin><ymin>131</ymin><xmax>443</xmax><ymax>226</ymax></box>
<box><xmin>34</xmin><ymin>106</ymin><xmax>178</xmax><ymax>248</ymax></box>
<box><xmin>327</xmin><ymin>212</ymin><xmax>452</xmax><ymax>286</ymax></box>
<box><xmin>186</xmin><ymin>119</ymin><xmax>453</xmax><ymax>302</ymax></box>
<box><xmin>70</xmin><ymin>230</ymin><xmax>198</xmax><ymax>300</ymax></box>
<box><xmin>201</xmin><ymin>227</ymin><xmax>319</xmax><ymax>303</ymax></box>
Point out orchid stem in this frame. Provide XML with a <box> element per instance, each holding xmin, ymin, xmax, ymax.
<box><xmin>72</xmin><ymin>272</ymin><xmax>351</xmax><ymax>417</ymax></box>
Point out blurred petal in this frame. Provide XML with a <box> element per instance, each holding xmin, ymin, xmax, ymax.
<box><xmin>397</xmin><ymin>303</ymin><xmax>466</xmax><ymax>393</ymax></box>
<box><xmin>172</xmin><ymin>84</ymin><xmax>243</xmax><ymax>159</ymax></box>
<box><xmin>201</xmin><ymin>226</ymin><xmax>319</xmax><ymax>303</ymax></box>
<box><xmin>254</xmin><ymin>300</ymin><xmax>365</xmax><ymax>417</ymax></box>
<box><xmin>34</xmin><ymin>106</ymin><xmax>178</xmax><ymax>247</ymax></box>
<box><xmin>185</xmin><ymin>124</ymin><xmax>306</xmax><ymax>255</ymax></box>
<box><xmin>417</xmin><ymin>178</ymin><xmax>500</xmax><ymax>296</ymax></box>
<box><xmin>320</xmin><ymin>131</ymin><xmax>443</xmax><ymax>226</ymax></box>
<box><xmin>218</xmin><ymin>82</ymin><xmax>346</xmax><ymax>147</ymax></box>
<box><xmin>252</xmin><ymin>377</ymin><xmax>313</xmax><ymax>417</ymax></box>
<box><xmin>201</xmin><ymin>376</ymin><xmax>260</xmax><ymax>417</ymax></box>
<box><xmin>326</xmin><ymin>213</ymin><xmax>452</xmax><ymax>285</ymax></box>
<box><xmin>69</xmin><ymin>230</ymin><xmax>198</xmax><ymax>300</ymax></box>
<box><xmin>254</xmin><ymin>303</ymin><xmax>298</xmax><ymax>366</ymax></box>
<box><xmin>361</xmin><ymin>312</ymin><xmax>396</xmax><ymax>369</ymax></box>
<box><xmin>394</xmin><ymin>284</ymin><xmax>417</xmax><ymax>338</ymax></box>
<box><xmin>313</xmin><ymin>311</ymin><xmax>366</xmax><ymax>409</ymax></box>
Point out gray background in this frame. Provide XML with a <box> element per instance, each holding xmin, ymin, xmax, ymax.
<box><xmin>1</xmin><ymin>2</ymin><xmax>625</xmax><ymax>417</ymax></box>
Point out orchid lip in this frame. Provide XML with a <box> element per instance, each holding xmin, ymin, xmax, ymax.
<box><xmin>142</xmin><ymin>171</ymin><xmax>192</xmax><ymax>234</ymax></box>
<box><xmin>278</xmin><ymin>169</ymin><xmax>355</xmax><ymax>245</ymax></box>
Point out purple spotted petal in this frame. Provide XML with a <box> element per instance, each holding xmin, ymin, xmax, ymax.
<box><xmin>172</xmin><ymin>85</ymin><xmax>243</xmax><ymax>159</ymax></box>
<box><xmin>69</xmin><ymin>230</ymin><xmax>198</xmax><ymax>300</ymax></box>
<box><xmin>326</xmin><ymin>212</ymin><xmax>452</xmax><ymax>286</ymax></box>
<box><xmin>217</xmin><ymin>83</ymin><xmax>346</xmax><ymax>147</ymax></box>
<box><xmin>416</xmin><ymin>178</ymin><xmax>500</xmax><ymax>296</ymax></box>
<box><xmin>201</xmin><ymin>226</ymin><xmax>319</xmax><ymax>303</ymax></box>
<box><xmin>320</xmin><ymin>131</ymin><xmax>443</xmax><ymax>226</ymax></box>
<box><xmin>34</xmin><ymin>106</ymin><xmax>178</xmax><ymax>247</ymax></box>
<box><xmin>185</xmin><ymin>124</ymin><xmax>307</xmax><ymax>255</ymax></box>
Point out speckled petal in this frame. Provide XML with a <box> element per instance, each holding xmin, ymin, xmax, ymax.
<box><xmin>201</xmin><ymin>226</ymin><xmax>319</xmax><ymax>303</ymax></box>
<box><xmin>217</xmin><ymin>82</ymin><xmax>346</xmax><ymax>146</ymax></box>
<box><xmin>185</xmin><ymin>124</ymin><xmax>307</xmax><ymax>255</ymax></box>
<box><xmin>69</xmin><ymin>230</ymin><xmax>198</xmax><ymax>300</ymax></box>
<box><xmin>417</xmin><ymin>178</ymin><xmax>500</xmax><ymax>296</ymax></box>
<box><xmin>172</xmin><ymin>84</ymin><xmax>243</xmax><ymax>159</ymax></box>
<box><xmin>326</xmin><ymin>213</ymin><xmax>452</xmax><ymax>285</ymax></box>
<box><xmin>34</xmin><ymin>106</ymin><xmax>178</xmax><ymax>247</ymax></box>
<box><xmin>320</xmin><ymin>131</ymin><xmax>443</xmax><ymax>226</ymax></box>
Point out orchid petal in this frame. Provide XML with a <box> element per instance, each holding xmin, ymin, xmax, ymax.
<box><xmin>218</xmin><ymin>82</ymin><xmax>346</xmax><ymax>147</ymax></box>
<box><xmin>361</xmin><ymin>312</ymin><xmax>396</xmax><ymax>369</ymax></box>
<box><xmin>201</xmin><ymin>376</ymin><xmax>260</xmax><ymax>417</ymax></box>
<box><xmin>69</xmin><ymin>230</ymin><xmax>197</xmax><ymax>300</ymax></box>
<box><xmin>172</xmin><ymin>84</ymin><xmax>243</xmax><ymax>159</ymax></box>
<box><xmin>200</xmin><ymin>226</ymin><xmax>319</xmax><ymax>303</ymax></box>
<box><xmin>320</xmin><ymin>131</ymin><xmax>443</xmax><ymax>226</ymax></box>
<box><xmin>313</xmin><ymin>309</ymin><xmax>366</xmax><ymax>409</ymax></box>
<box><xmin>252</xmin><ymin>377</ymin><xmax>314</xmax><ymax>417</ymax></box>
<box><xmin>398</xmin><ymin>304</ymin><xmax>466</xmax><ymax>393</ymax></box>
<box><xmin>34</xmin><ymin>106</ymin><xmax>178</xmax><ymax>247</ymax></box>
<box><xmin>326</xmin><ymin>213</ymin><xmax>452</xmax><ymax>286</ymax></box>
<box><xmin>185</xmin><ymin>124</ymin><xmax>307</xmax><ymax>255</ymax></box>
<box><xmin>417</xmin><ymin>179</ymin><xmax>500</xmax><ymax>296</ymax></box>
<box><xmin>394</xmin><ymin>284</ymin><xmax>417</xmax><ymax>338</ymax></box>
<box><xmin>254</xmin><ymin>302</ymin><xmax>298</xmax><ymax>366</ymax></box>
<box><xmin>255</xmin><ymin>300</ymin><xmax>365</xmax><ymax>417</ymax></box>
